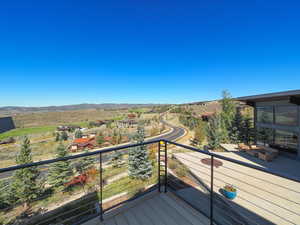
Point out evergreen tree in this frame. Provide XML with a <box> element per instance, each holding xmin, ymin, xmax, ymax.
<box><xmin>111</xmin><ymin>150</ymin><xmax>123</xmax><ymax>168</ymax></box>
<box><xmin>243</xmin><ymin>116</ymin><xmax>254</xmax><ymax>145</ymax></box>
<box><xmin>55</xmin><ymin>132</ymin><xmax>60</xmax><ymax>142</ymax></box>
<box><xmin>229</xmin><ymin>108</ymin><xmax>244</xmax><ymax>144</ymax></box>
<box><xmin>128</xmin><ymin>125</ymin><xmax>152</xmax><ymax>180</ymax></box>
<box><xmin>48</xmin><ymin>143</ymin><xmax>73</xmax><ymax>190</ymax></box>
<box><xmin>10</xmin><ymin>137</ymin><xmax>41</xmax><ymax>209</ymax></box>
<box><xmin>194</xmin><ymin>121</ymin><xmax>206</xmax><ymax>146</ymax></box>
<box><xmin>60</xmin><ymin>131</ymin><xmax>68</xmax><ymax>141</ymax></box>
<box><xmin>206</xmin><ymin>115</ymin><xmax>223</xmax><ymax>151</ymax></box>
<box><xmin>75</xmin><ymin>150</ymin><xmax>95</xmax><ymax>174</ymax></box>
<box><xmin>74</xmin><ymin>129</ymin><xmax>83</xmax><ymax>139</ymax></box>
<box><xmin>219</xmin><ymin>90</ymin><xmax>236</xmax><ymax>141</ymax></box>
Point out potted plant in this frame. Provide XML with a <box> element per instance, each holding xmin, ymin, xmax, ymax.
<box><xmin>223</xmin><ymin>184</ymin><xmax>237</xmax><ymax>199</ymax></box>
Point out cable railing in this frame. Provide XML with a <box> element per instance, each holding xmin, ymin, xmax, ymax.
<box><xmin>166</xmin><ymin>140</ymin><xmax>300</xmax><ymax>225</ymax></box>
<box><xmin>0</xmin><ymin>139</ymin><xmax>300</xmax><ymax>225</ymax></box>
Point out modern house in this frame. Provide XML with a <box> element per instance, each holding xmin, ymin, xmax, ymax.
<box><xmin>237</xmin><ymin>90</ymin><xmax>300</xmax><ymax>159</ymax></box>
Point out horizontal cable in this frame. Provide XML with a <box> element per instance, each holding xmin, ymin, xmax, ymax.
<box><xmin>165</xmin><ymin>140</ymin><xmax>300</xmax><ymax>183</ymax></box>
<box><xmin>169</xmin><ymin>162</ymin><xmax>300</xmax><ymax>218</ymax></box>
<box><xmin>174</xmin><ymin>153</ymin><xmax>300</xmax><ymax>194</ymax></box>
<box><xmin>175</xmin><ymin>156</ymin><xmax>300</xmax><ymax>208</ymax></box>
<box><xmin>0</xmin><ymin>139</ymin><xmax>161</xmax><ymax>173</ymax></box>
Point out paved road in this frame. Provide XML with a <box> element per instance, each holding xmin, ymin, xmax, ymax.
<box><xmin>0</xmin><ymin>121</ymin><xmax>185</xmax><ymax>180</ymax></box>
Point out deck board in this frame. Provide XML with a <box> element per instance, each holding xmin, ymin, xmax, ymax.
<box><xmin>83</xmin><ymin>193</ymin><xmax>209</xmax><ymax>225</ymax></box>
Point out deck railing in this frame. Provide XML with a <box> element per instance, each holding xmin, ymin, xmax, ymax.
<box><xmin>0</xmin><ymin>139</ymin><xmax>299</xmax><ymax>225</ymax></box>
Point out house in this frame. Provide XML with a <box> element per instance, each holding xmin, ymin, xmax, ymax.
<box><xmin>237</xmin><ymin>89</ymin><xmax>300</xmax><ymax>159</ymax></box>
<box><xmin>200</xmin><ymin>112</ymin><xmax>215</xmax><ymax>121</ymax></box>
<box><xmin>127</xmin><ymin>113</ymin><xmax>136</xmax><ymax>119</ymax></box>
<box><xmin>70</xmin><ymin>138</ymin><xmax>95</xmax><ymax>152</ymax></box>
<box><xmin>118</xmin><ymin>119</ymin><xmax>138</xmax><ymax>128</ymax></box>
<box><xmin>57</xmin><ymin>125</ymin><xmax>81</xmax><ymax>132</ymax></box>
<box><xmin>104</xmin><ymin>136</ymin><xmax>112</xmax><ymax>143</ymax></box>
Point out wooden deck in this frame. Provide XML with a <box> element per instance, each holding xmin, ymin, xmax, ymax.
<box><xmin>84</xmin><ymin>192</ymin><xmax>209</xmax><ymax>225</ymax></box>
<box><xmin>173</xmin><ymin>152</ymin><xmax>300</xmax><ymax>225</ymax></box>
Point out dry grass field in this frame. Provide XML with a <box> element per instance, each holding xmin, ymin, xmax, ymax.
<box><xmin>12</xmin><ymin>108</ymin><xmax>128</xmax><ymax>128</ymax></box>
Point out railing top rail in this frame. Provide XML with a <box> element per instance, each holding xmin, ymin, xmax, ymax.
<box><xmin>0</xmin><ymin>139</ymin><xmax>160</xmax><ymax>173</ymax></box>
<box><xmin>164</xmin><ymin>139</ymin><xmax>300</xmax><ymax>183</ymax></box>
<box><xmin>1</xmin><ymin>138</ymin><xmax>299</xmax><ymax>183</ymax></box>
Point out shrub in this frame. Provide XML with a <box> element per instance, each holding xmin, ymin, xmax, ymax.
<box><xmin>175</xmin><ymin>166</ymin><xmax>188</xmax><ymax>178</ymax></box>
<box><xmin>168</xmin><ymin>159</ymin><xmax>177</xmax><ymax>170</ymax></box>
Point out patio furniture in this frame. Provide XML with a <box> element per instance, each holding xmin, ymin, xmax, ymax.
<box><xmin>238</xmin><ymin>143</ymin><xmax>250</xmax><ymax>151</ymax></box>
<box><xmin>258</xmin><ymin>151</ymin><xmax>274</xmax><ymax>162</ymax></box>
<box><xmin>246</xmin><ymin>149</ymin><xmax>260</xmax><ymax>157</ymax></box>
<box><xmin>201</xmin><ymin>158</ymin><xmax>223</xmax><ymax>168</ymax></box>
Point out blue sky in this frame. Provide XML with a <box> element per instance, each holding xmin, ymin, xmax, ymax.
<box><xmin>0</xmin><ymin>0</ymin><xmax>299</xmax><ymax>106</ymax></box>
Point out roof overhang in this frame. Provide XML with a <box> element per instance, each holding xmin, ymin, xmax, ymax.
<box><xmin>236</xmin><ymin>90</ymin><xmax>300</xmax><ymax>106</ymax></box>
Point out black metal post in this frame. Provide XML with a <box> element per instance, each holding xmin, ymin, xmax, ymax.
<box><xmin>158</xmin><ymin>141</ymin><xmax>161</xmax><ymax>192</ymax></box>
<box><xmin>164</xmin><ymin>141</ymin><xmax>167</xmax><ymax>193</ymax></box>
<box><xmin>210</xmin><ymin>155</ymin><xmax>214</xmax><ymax>225</ymax></box>
<box><xmin>100</xmin><ymin>152</ymin><xmax>103</xmax><ymax>221</ymax></box>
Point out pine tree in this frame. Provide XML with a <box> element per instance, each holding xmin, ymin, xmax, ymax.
<box><xmin>10</xmin><ymin>137</ymin><xmax>41</xmax><ymax>209</ymax></box>
<box><xmin>75</xmin><ymin>150</ymin><xmax>95</xmax><ymax>174</ymax></box>
<box><xmin>206</xmin><ymin>115</ymin><xmax>223</xmax><ymax>151</ymax></box>
<box><xmin>74</xmin><ymin>129</ymin><xmax>83</xmax><ymax>139</ymax></box>
<box><xmin>61</xmin><ymin>131</ymin><xmax>69</xmax><ymax>141</ymax></box>
<box><xmin>128</xmin><ymin>125</ymin><xmax>152</xmax><ymax>180</ymax></box>
<box><xmin>48</xmin><ymin>143</ymin><xmax>73</xmax><ymax>190</ymax></box>
<box><xmin>55</xmin><ymin>132</ymin><xmax>60</xmax><ymax>142</ymax></box>
<box><xmin>219</xmin><ymin>90</ymin><xmax>236</xmax><ymax>141</ymax></box>
<box><xmin>111</xmin><ymin>150</ymin><xmax>123</xmax><ymax>168</ymax></box>
<box><xmin>229</xmin><ymin>108</ymin><xmax>244</xmax><ymax>144</ymax></box>
<box><xmin>243</xmin><ymin>116</ymin><xmax>254</xmax><ymax>145</ymax></box>
<box><xmin>194</xmin><ymin>121</ymin><xmax>206</xmax><ymax>146</ymax></box>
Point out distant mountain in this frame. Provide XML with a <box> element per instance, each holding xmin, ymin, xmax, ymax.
<box><xmin>0</xmin><ymin>103</ymin><xmax>163</xmax><ymax>115</ymax></box>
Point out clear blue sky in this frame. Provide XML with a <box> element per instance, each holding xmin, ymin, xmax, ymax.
<box><xmin>0</xmin><ymin>0</ymin><xmax>299</xmax><ymax>106</ymax></box>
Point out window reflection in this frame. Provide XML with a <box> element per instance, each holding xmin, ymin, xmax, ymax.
<box><xmin>274</xmin><ymin>130</ymin><xmax>298</xmax><ymax>153</ymax></box>
<box><xmin>257</xmin><ymin>107</ymin><xmax>273</xmax><ymax>124</ymax></box>
<box><xmin>275</xmin><ymin>106</ymin><xmax>298</xmax><ymax>126</ymax></box>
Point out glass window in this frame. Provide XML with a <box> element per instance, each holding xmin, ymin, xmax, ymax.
<box><xmin>275</xmin><ymin>106</ymin><xmax>298</xmax><ymax>126</ymax></box>
<box><xmin>257</xmin><ymin>127</ymin><xmax>273</xmax><ymax>145</ymax></box>
<box><xmin>274</xmin><ymin>130</ymin><xmax>298</xmax><ymax>153</ymax></box>
<box><xmin>257</xmin><ymin>107</ymin><xmax>273</xmax><ymax>124</ymax></box>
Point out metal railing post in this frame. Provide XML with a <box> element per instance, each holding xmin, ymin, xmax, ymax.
<box><xmin>164</xmin><ymin>141</ymin><xmax>167</xmax><ymax>193</ymax></box>
<box><xmin>100</xmin><ymin>152</ymin><xmax>103</xmax><ymax>221</ymax></box>
<box><xmin>210</xmin><ymin>155</ymin><xmax>214</xmax><ymax>225</ymax></box>
<box><xmin>158</xmin><ymin>141</ymin><xmax>161</xmax><ymax>192</ymax></box>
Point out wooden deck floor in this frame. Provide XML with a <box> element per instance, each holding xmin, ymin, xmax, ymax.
<box><xmin>84</xmin><ymin>192</ymin><xmax>209</xmax><ymax>225</ymax></box>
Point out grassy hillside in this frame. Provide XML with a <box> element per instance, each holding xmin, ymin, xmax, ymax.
<box><xmin>0</xmin><ymin>126</ymin><xmax>57</xmax><ymax>140</ymax></box>
<box><xmin>11</xmin><ymin>108</ymin><xmax>127</xmax><ymax>128</ymax></box>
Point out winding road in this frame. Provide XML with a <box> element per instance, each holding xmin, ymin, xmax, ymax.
<box><xmin>0</xmin><ymin>120</ymin><xmax>186</xmax><ymax>180</ymax></box>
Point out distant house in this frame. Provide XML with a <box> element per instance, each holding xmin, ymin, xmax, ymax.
<box><xmin>128</xmin><ymin>113</ymin><xmax>136</xmax><ymax>119</ymax></box>
<box><xmin>82</xmin><ymin>133</ymin><xmax>97</xmax><ymax>139</ymax></box>
<box><xmin>57</xmin><ymin>125</ymin><xmax>81</xmax><ymax>132</ymax></box>
<box><xmin>70</xmin><ymin>138</ymin><xmax>95</xmax><ymax>152</ymax></box>
<box><xmin>118</xmin><ymin>119</ymin><xmax>138</xmax><ymax>128</ymax></box>
<box><xmin>201</xmin><ymin>112</ymin><xmax>215</xmax><ymax>121</ymax></box>
<box><xmin>104</xmin><ymin>136</ymin><xmax>112</xmax><ymax>143</ymax></box>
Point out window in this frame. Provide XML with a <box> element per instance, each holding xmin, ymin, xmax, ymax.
<box><xmin>275</xmin><ymin>106</ymin><xmax>298</xmax><ymax>126</ymax></box>
<box><xmin>274</xmin><ymin>130</ymin><xmax>298</xmax><ymax>153</ymax></box>
<box><xmin>257</xmin><ymin>107</ymin><xmax>273</xmax><ymax>124</ymax></box>
<box><xmin>257</xmin><ymin>127</ymin><xmax>273</xmax><ymax>145</ymax></box>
